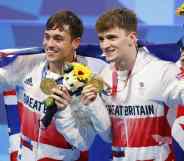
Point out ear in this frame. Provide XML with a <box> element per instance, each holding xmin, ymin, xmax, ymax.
<box><xmin>72</xmin><ymin>37</ymin><xmax>81</xmax><ymax>50</ymax></box>
<box><xmin>128</xmin><ymin>32</ymin><xmax>137</xmax><ymax>46</ymax></box>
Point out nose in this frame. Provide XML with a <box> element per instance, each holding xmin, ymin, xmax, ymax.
<box><xmin>100</xmin><ymin>39</ymin><xmax>110</xmax><ymax>51</ymax></box>
<box><xmin>44</xmin><ymin>38</ymin><xmax>55</xmax><ymax>48</ymax></box>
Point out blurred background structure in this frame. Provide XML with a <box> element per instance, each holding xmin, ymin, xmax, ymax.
<box><xmin>0</xmin><ymin>0</ymin><xmax>184</xmax><ymax>49</ymax></box>
<box><xmin>0</xmin><ymin>0</ymin><xmax>184</xmax><ymax>160</ymax></box>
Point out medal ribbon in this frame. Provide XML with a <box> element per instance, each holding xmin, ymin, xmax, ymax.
<box><xmin>111</xmin><ymin>70</ymin><xmax>118</xmax><ymax>96</ymax></box>
<box><xmin>111</xmin><ymin>70</ymin><xmax>131</xmax><ymax>96</ymax></box>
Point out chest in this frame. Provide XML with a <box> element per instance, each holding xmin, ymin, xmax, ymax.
<box><xmin>19</xmin><ymin>66</ymin><xmax>62</xmax><ymax>114</ymax></box>
<box><xmin>101</xmin><ymin>71</ymin><xmax>164</xmax><ymax>118</ymax></box>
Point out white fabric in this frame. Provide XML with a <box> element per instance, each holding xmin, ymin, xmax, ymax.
<box><xmin>0</xmin><ymin>51</ymin><xmax>107</xmax><ymax>161</ymax></box>
<box><xmin>9</xmin><ymin>133</ymin><xmax>20</xmax><ymax>153</ymax></box>
<box><xmin>172</xmin><ymin>116</ymin><xmax>184</xmax><ymax>150</ymax></box>
<box><xmin>55</xmin><ymin>48</ymin><xmax>184</xmax><ymax>161</ymax></box>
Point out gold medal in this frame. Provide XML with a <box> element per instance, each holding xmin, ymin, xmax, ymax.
<box><xmin>87</xmin><ymin>76</ymin><xmax>104</xmax><ymax>93</ymax></box>
<box><xmin>40</xmin><ymin>78</ymin><xmax>57</xmax><ymax>95</ymax></box>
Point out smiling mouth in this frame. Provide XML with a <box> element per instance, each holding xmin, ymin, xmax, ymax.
<box><xmin>46</xmin><ymin>50</ymin><xmax>58</xmax><ymax>53</ymax></box>
<box><xmin>105</xmin><ymin>50</ymin><xmax>115</xmax><ymax>56</ymax></box>
<box><xmin>47</xmin><ymin>52</ymin><xmax>55</xmax><ymax>56</ymax></box>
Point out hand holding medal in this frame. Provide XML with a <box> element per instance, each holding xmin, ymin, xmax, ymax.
<box><xmin>86</xmin><ymin>75</ymin><xmax>105</xmax><ymax>93</ymax></box>
<box><xmin>40</xmin><ymin>62</ymin><xmax>108</xmax><ymax>128</ymax></box>
<box><xmin>40</xmin><ymin>78</ymin><xmax>58</xmax><ymax>95</ymax></box>
<box><xmin>40</xmin><ymin>78</ymin><xmax>59</xmax><ymax>128</ymax></box>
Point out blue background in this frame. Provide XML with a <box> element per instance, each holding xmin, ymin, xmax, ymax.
<box><xmin>0</xmin><ymin>0</ymin><xmax>184</xmax><ymax>161</ymax></box>
<box><xmin>0</xmin><ymin>0</ymin><xmax>184</xmax><ymax>49</ymax></box>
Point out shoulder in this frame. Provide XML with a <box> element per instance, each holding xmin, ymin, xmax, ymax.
<box><xmin>152</xmin><ymin>57</ymin><xmax>179</xmax><ymax>74</ymax></box>
<box><xmin>77</xmin><ymin>55</ymin><xmax>107</xmax><ymax>74</ymax></box>
<box><xmin>148</xmin><ymin>54</ymin><xmax>179</xmax><ymax>82</ymax></box>
<box><xmin>99</xmin><ymin>64</ymin><xmax>112</xmax><ymax>80</ymax></box>
<box><xmin>141</xmin><ymin>48</ymin><xmax>179</xmax><ymax>73</ymax></box>
<box><xmin>27</xmin><ymin>60</ymin><xmax>46</xmax><ymax>79</ymax></box>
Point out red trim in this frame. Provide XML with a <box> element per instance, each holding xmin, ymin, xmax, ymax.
<box><xmin>111</xmin><ymin>70</ymin><xmax>118</xmax><ymax>96</ymax></box>
<box><xmin>3</xmin><ymin>90</ymin><xmax>16</xmax><ymax>96</ymax></box>
<box><xmin>137</xmin><ymin>159</ymin><xmax>154</xmax><ymax>161</ymax></box>
<box><xmin>179</xmin><ymin>123</ymin><xmax>184</xmax><ymax>130</ymax></box>
<box><xmin>111</xmin><ymin>115</ymin><xmax>172</xmax><ymax>147</ymax></box>
<box><xmin>38</xmin><ymin>158</ymin><xmax>62</xmax><ymax>161</ymax></box>
<box><xmin>77</xmin><ymin>151</ymin><xmax>88</xmax><ymax>161</ymax></box>
<box><xmin>10</xmin><ymin>151</ymin><xmax>18</xmax><ymax>161</ymax></box>
<box><xmin>176</xmin><ymin>105</ymin><xmax>184</xmax><ymax>117</ymax></box>
<box><xmin>21</xmin><ymin>138</ymin><xmax>33</xmax><ymax>150</ymax></box>
<box><xmin>37</xmin><ymin>151</ymin><xmax>88</xmax><ymax>161</ymax></box>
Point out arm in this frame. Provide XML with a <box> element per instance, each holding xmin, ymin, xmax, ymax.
<box><xmin>53</xmin><ymin>85</ymin><xmax>111</xmax><ymax>151</ymax></box>
<box><xmin>52</xmin><ymin>86</ymin><xmax>97</xmax><ymax>150</ymax></box>
<box><xmin>82</xmin><ymin>95</ymin><xmax>112</xmax><ymax>143</ymax></box>
<box><xmin>80</xmin><ymin>84</ymin><xmax>111</xmax><ymax>143</ymax></box>
<box><xmin>54</xmin><ymin>103</ymin><xmax>97</xmax><ymax>151</ymax></box>
<box><xmin>162</xmin><ymin>63</ymin><xmax>184</xmax><ymax>107</ymax></box>
<box><xmin>0</xmin><ymin>51</ymin><xmax>44</xmax><ymax>92</ymax></box>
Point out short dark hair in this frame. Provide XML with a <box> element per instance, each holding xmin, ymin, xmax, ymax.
<box><xmin>46</xmin><ymin>10</ymin><xmax>83</xmax><ymax>39</ymax></box>
<box><xmin>96</xmin><ymin>8</ymin><xmax>137</xmax><ymax>33</ymax></box>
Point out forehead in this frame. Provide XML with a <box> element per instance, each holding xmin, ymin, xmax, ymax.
<box><xmin>98</xmin><ymin>27</ymin><xmax>127</xmax><ymax>36</ymax></box>
<box><xmin>44</xmin><ymin>25</ymin><xmax>70</xmax><ymax>36</ymax></box>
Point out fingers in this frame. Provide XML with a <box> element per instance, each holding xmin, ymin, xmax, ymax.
<box><xmin>80</xmin><ymin>92</ymin><xmax>97</xmax><ymax>105</ymax></box>
<box><xmin>53</xmin><ymin>86</ymin><xmax>71</xmax><ymax>100</ymax></box>
<box><xmin>81</xmin><ymin>84</ymin><xmax>98</xmax><ymax>94</ymax></box>
<box><xmin>80</xmin><ymin>84</ymin><xmax>98</xmax><ymax>105</ymax></box>
<box><xmin>51</xmin><ymin>85</ymin><xmax>72</xmax><ymax>110</ymax></box>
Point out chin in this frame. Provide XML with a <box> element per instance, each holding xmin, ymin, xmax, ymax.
<box><xmin>106</xmin><ymin>57</ymin><xmax>116</xmax><ymax>63</ymax></box>
<box><xmin>46</xmin><ymin>57</ymin><xmax>58</xmax><ymax>63</ymax></box>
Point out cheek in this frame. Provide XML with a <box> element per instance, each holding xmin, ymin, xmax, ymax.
<box><xmin>117</xmin><ymin>46</ymin><xmax>126</xmax><ymax>53</ymax></box>
<box><xmin>99</xmin><ymin>42</ymin><xmax>103</xmax><ymax>49</ymax></box>
<box><xmin>42</xmin><ymin>39</ymin><xmax>47</xmax><ymax>46</ymax></box>
<box><xmin>57</xmin><ymin>43</ymin><xmax>70</xmax><ymax>51</ymax></box>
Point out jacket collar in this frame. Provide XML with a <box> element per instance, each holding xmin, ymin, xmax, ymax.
<box><xmin>131</xmin><ymin>47</ymin><xmax>155</xmax><ymax>77</ymax></box>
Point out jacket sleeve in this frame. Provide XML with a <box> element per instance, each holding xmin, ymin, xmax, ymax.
<box><xmin>0</xmin><ymin>53</ymin><xmax>44</xmax><ymax>93</ymax></box>
<box><xmin>161</xmin><ymin>63</ymin><xmax>184</xmax><ymax>107</ymax></box>
<box><xmin>83</xmin><ymin>95</ymin><xmax>111</xmax><ymax>143</ymax></box>
<box><xmin>54</xmin><ymin>95</ymin><xmax>111</xmax><ymax>151</ymax></box>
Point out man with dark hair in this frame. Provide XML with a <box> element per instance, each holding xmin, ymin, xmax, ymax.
<box><xmin>57</xmin><ymin>8</ymin><xmax>184</xmax><ymax>161</ymax></box>
<box><xmin>0</xmin><ymin>10</ymin><xmax>109</xmax><ymax>161</ymax></box>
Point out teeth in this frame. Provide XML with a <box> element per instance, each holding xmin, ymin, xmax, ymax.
<box><xmin>106</xmin><ymin>49</ymin><xmax>115</xmax><ymax>53</ymax></box>
<box><xmin>47</xmin><ymin>50</ymin><xmax>57</xmax><ymax>53</ymax></box>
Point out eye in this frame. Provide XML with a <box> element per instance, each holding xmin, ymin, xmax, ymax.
<box><xmin>54</xmin><ymin>35</ymin><xmax>64</xmax><ymax>42</ymax></box>
<box><xmin>44</xmin><ymin>34</ymin><xmax>50</xmax><ymax>40</ymax></box>
<box><xmin>98</xmin><ymin>36</ymin><xmax>104</xmax><ymax>42</ymax></box>
<box><xmin>106</xmin><ymin>35</ymin><xmax>117</xmax><ymax>41</ymax></box>
<box><xmin>70</xmin><ymin>84</ymin><xmax>74</xmax><ymax>87</ymax></box>
<box><xmin>65</xmin><ymin>77</ymin><xmax>69</xmax><ymax>80</ymax></box>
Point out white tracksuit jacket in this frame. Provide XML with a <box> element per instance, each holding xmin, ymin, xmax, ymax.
<box><xmin>0</xmin><ymin>53</ymin><xmax>109</xmax><ymax>161</ymax></box>
<box><xmin>57</xmin><ymin>47</ymin><xmax>184</xmax><ymax>161</ymax></box>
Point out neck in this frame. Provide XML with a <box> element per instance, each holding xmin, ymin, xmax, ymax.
<box><xmin>48</xmin><ymin>63</ymin><xmax>64</xmax><ymax>75</ymax></box>
<box><xmin>48</xmin><ymin>53</ymin><xmax>76</xmax><ymax>74</ymax></box>
<box><xmin>115</xmin><ymin>47</ymin><xmax>137</xmax><ymax>72</ymax></box>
